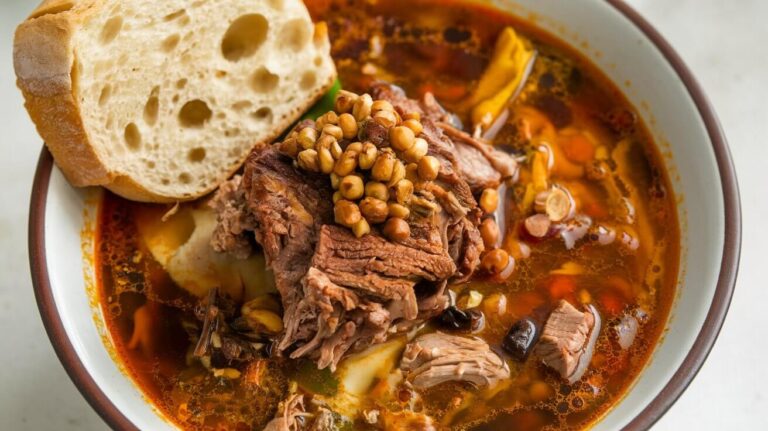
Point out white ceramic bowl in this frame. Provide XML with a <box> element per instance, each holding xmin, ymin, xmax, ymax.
<box><xmin>29</xmin><ymin>0</ymin><xmax>740</xmax><ymax>430</ymax></box>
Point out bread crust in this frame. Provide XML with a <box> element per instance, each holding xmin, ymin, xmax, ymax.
<box><xmin>15</xmin><ymin>1</ymin><xmax>337</xmax><ymax>202</ymax></box>
<box><xmin>15</xmin><ymin>1</ymin><xmax>112</xmax><ymax>187</ymax></box>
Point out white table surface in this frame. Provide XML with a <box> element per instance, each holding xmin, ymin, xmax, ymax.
<box><xmin>0</xmin><ymin>1</ymin><xmax>764</xmax><ymax>430</ymax></box>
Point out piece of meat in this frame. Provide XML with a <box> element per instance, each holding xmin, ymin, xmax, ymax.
<box><xmin>438</xmin><ymin>121</ymin><xmax>519</xmax><ymax>188</ymax></box>
<box><xmin>284</xmin><ymin>267</ymin><xmax>393</xmax><ymax>370</ymax></box>
<box><xmin>534</xmin><ymin>300</ymin><xmax>601</xmax><ymax>383</ymax></box>
<box><xmin>400</xmin><ymin>332</ymin><xmax>510</xmax><ymax>389</ymax></box>
<box><xmin>308</xmin><ymin>408</ymin><xmax>336</xmax><ymax>431</ymax></box>
<box><xmin>241</xmin><ymin>146</ymin><xmax>334</xmax><ymax>309</ymax></box>
<box><xmin>452</xmin><ymin>140</ymin><xmax>504</xmax><ymax>192</ymax></box>
<box><xmin>313</xmin><ymin>225</ymin><xmax>456</xmax><ymax>308</ymax></box>
<box><xmin>209</xmin><ymin>175</ymin><xmax>257</xmax><ymax>259</ymax></box>
<box><xmin>263</xmin><ymin>394</ymin><xmax>306</xmax><ymax>431</ymax></box>
<box><xmin>211</xmin><ymin>83</ymin><xmax>507</xmax><ymax>370</ymax></box>
<box><xmin>446</xmin><ymin>217</ymin><xmax>484</xmax><ymax>283</ymax></box>
<box><xmin>285</xmin><ymin>225</ymin><xmax>457</xmax><ymax>369</ymax></box>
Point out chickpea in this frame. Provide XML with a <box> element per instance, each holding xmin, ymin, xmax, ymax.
<box><xmin>403</xmin><ymin>111</ymin><xmax>421</xmax><ymax>121</ymax></box>
<box><xmin>322</xmin><ymin>124</ymin><xmax>343</xmax><ymax>140</ymax></box>
<box><xmin>297</xmin><ymin>149</ymin><xmax>319</xmax><ymax>172</ymax></box>
<box><xmin>278</xmin><ymin>137</ymin><xmax>299</xmax><ymax>158</ymax></box>
<box><xmin>332</xmin><ymin>191</ymin><xmax>342</xmax><ymax>203</ymax></box>
<box><xmin>383</xmin><ymin>217</ymin><xmax>411</xmax><ymax>241</ymax></box>
<box><xmin>373</xmin><ymin>110</ymin><xmax>398</xmax><ymax>128</ymax></box>
<box><xmin>352</xmin><ymin>218</ymin><xmax>371</xmax><ymax>238</ymax></box>
<box><xmin>481</xmin><ymin>249</ymin><xmax>509</xmax><ymax>274</ymax></box>
<box><xmin>394</xmin><ymin>179</ymin><xmax>414</xmax><ymax>204</ymax></box>
<box><xmin>389</xmin><ymin>126</ymin><xmax>415</xmax><ymax>152</ymax></box>
<box><xmin>334</xmin><ymin>200</ymin><xmax>362</xmax><ymax>227</ymax></box>
<box><xmin>405</xmin><ymin>163</ymin><xmax>419</xmax><ymax>182</ymax></box>
<box><xmin>388</xmin><ymin>160</ymin><xmax>406</xmax><ymax>187</ymax></box>
<box><xmin>418</xmin><ymin>155</ymin><xmax>440</xmax><ymax>181</ymax></box>
<box><xmin>359</xmin><ymin>197</ymin><xmax>389</xmax><ymax>223</ymax></box>
<box><xmin>402</xmin><ymin>119</ymin><xmax>423</xmax><ymax>136</ymax></box>
<box><xmin>315</xmin><ymin>134</ymin><xmax>336</xmax><ymax>152</ymax></box>
<box><xmin>334</xmin><ymin>150</ymin><xmax>358</xmax><ymax>176</ymax></box>
<box><xmin>335</xmin><ymin>90</ymin><xmax>358</xmax><ymax>114</ymax></box>
<box><xmin>371</xmin><ymin>151</ymin><xmax>396</xmax><ymax>182</ymax></box>
<box><xmin>298</xmin><ymin>127</ymin><xmax>318</xmax><ymax>150</ymax></box>
<box><xmin>480</xmin><ymin>218</ymin><xmax>500</xmax><ymax>248</ymax></box>
<box><xmin>346</xmin><ymin>142</ymin><xmax>363</xmax><ymax>154</ymax></box>
<box><xmin>318</xmin><ymin>147</ymin><xmax>335</xmax><ymax>174</ymax></box>
<box><xmin>338</xmin><ymin>113</ymin><xmax>358</xmax><ymax>139</ymax></box>
<box><xmin>479</xmin><ymin>188</ymin><xmax>499</xmax><ymax>213</ymax></box>
<box><xmin>330</xmin><ymin>140</ymin><xmax>343</xmax><ymax>159</ymax></box>
<box><xmin>371</xmin><ymin>100</ymin><xmax>394</xmax><ymax>113</ymax></box>
<box><xmin>402</xmin><ymin>137</ymin><xmax>428</xmax><ymax>163</ymax></box>
<box><xmin>316</xmin><ymin>111</ymin><xmax>338</xmax><ymax>129</ymax></box>
<box><xmin>388</xmin><ymin>202</ymin><xmax>410</xmax><ymax>219</ymax></box>
<box><xmin>358</xmin><ymin>143</ymin><xmax>379</xmax><ymax>170</ymax></box>
<box><xmin>339</xmin><ymin>175</ymin><xmax>364</xmax><ymax>200</ymax></box>
<box><xmin>324</xmin><ymin>111</ymin><xmax>339</xmax><ymax>124</ymax></box>
<box><xmin>330</xmin><ymin>173</ymin><xmax>341</xmax><ymax>190</ymax></box>
<box><xmin>353</xmin><ymin>93</ymin><xmax>373</xmax><ymax>121</ymax></box>
<box><xmin>365</xmin><ymin>181</ymin><xmax>390</xmax><ymax>201</ymax></box>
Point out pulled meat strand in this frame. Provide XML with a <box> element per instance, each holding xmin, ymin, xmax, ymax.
<box><xmin>400</xmin><ymin>332</ymin><xmax>510</xmax><ymax>389</ymax></box>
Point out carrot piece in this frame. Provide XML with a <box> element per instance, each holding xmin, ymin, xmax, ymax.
<box><xmin>433</xmin><ymin>84</ymin><xmax>468</xmax><ymax>102</ymax></box>
<box><xmin>560</xmin><ymin>133</ymin><xmax>595</xmax><ymax>164</ymax></box>
<box><xmin>548</xmin><ymin>275</ymin><xmax>576</xmax><ymax>300</ymax></box>
<box><xmin>599</xmin><ymin>291</ymin><xmax>625</xmax><ymax>317</ymax></box>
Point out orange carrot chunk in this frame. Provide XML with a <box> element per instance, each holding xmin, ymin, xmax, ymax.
<box><xmin>548</xmin><ymin>275</ymin><xmax>576</xmax><ymax>300</ymax></box>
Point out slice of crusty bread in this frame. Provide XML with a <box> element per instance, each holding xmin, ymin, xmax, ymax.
<box><xmin>15</xmin><ymin>0</ymin><xmax>336</xmax><ymax>202</ymax></box>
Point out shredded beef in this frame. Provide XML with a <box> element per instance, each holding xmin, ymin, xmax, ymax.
<box><xmin>209</xmin><ymin>175</ymin><xmax>257</xmax><ymax>259</ymax></box>
<box><xmin>211</xmin><ymin>83</ymin><xmax>519</xmax><ymax>370</ymax></box>
<box><xmin>400</xmin><ymin>332</ymin><xmax>510</xmax><ymax>389</ymax></box>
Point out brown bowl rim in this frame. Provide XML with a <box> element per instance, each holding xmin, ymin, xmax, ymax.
<box><xmin>27</xmin><ymin>1</ymin><xmax>740</xmax><ymax>430</ymax></box>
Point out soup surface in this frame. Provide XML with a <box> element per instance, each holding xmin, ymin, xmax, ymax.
<box><xmin>96</xmin><ymin>1</ymin><xmax>679</xmax><ymax>429</ymax></box>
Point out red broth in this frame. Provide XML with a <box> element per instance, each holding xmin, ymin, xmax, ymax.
<box><xmin>96</xmin><ymin>1</ymin><xmax>679</xmax><ymax>429</ymax></box>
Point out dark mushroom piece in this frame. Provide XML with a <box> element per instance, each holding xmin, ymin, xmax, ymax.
<box><xmin>437</xmin><ymin>306</ymin><xmax>485</xmax><ymax>332</ymax></box>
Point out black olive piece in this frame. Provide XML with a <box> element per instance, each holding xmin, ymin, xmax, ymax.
<box><xmin>502</xmin><ymin>318</ymin><xmax>539</xmax><ymax>361</ymax></box>
<box><xmin>538</xmin><ymin>72</ymin><xmax>556</xmax><ymax>89</ymax></box>
<box><xmin>437</xmin><ymin>306</ymin><xmax>484</xmax><ymax>332</ymax></box>
<box><xmin>443</xmin><ymin>27</ymin><xmax>471</xmax><ymax>43</ymax></box>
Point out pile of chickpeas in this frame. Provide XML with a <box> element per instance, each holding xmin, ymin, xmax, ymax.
<box><xmin>278</xmin><ymin>90</ymin><xmax>443</xmax><ymax>241</ymax></box>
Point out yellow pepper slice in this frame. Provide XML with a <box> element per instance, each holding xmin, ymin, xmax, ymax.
<box><xmin>468</xmin><ymin>27</ymin><xmax>536</xmax><ymax>130</ymax></box>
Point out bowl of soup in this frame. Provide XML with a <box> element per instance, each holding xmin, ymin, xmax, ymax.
<box><xmin>29</xmin><ymin>0</ymin><xmax>740</xmax><ymax>430</ymax></box>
